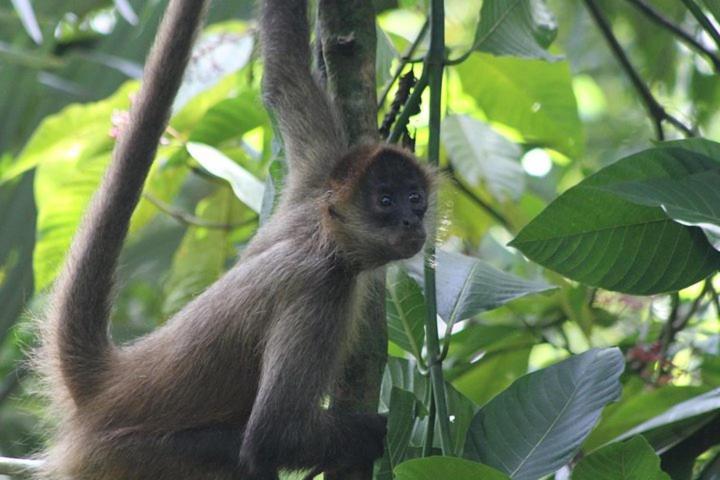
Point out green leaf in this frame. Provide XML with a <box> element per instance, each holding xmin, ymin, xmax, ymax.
<box><xmin>464</xmin><ymin>348</ymin><xmax>625</xmax><ymax>480</ymax></box>
<box><xmin>456</xmin><ymin>53</ymin><xmax>582</xmax><ymax>158</ymax></box>
<box><xmin>409</xmin><ymin>249</ymin><xmax>554</xmax><ymax>324</ymax></box>
<box><xmin>599</xmin><ymin>142</ymin><xmax>720</xmax><ymax>250</ymax></box>
<box><xmin>188</xmin><ymin>92</ymin><xmax>268</xmax><ymax>146</ymax></box>
<box><xmin>614</xmin><ymin>387</ymin><xmax>720</xmax><ymax>444</ymax></box>
<box><xmin>386</xmin><ymin>266</ymin><xmax>426</xmax><ymax>361</ymax></box>
<box><xmin>573</xmin><ymin>436</ymin><xmax>670</xmax><ymax>480</ymax></box>
<box><xmin>187</xmin><ymin>142</ymin><xmax>265</xmax><ymax>213</ymax></box>
<box><xmin>377</xmin><ymin>26</ymin><xmax>398</xmax><ymax>88</ymax></box>
<box><xmin>452</xmin><ymin>342</ymin><xmax>533</xmax><ymax>407</ymax></box>
<box><xmin>395</xmin><ymin>457</ymin><xmax>510</xmax><ymax>480</ymax></box>
<box><xmin>34</xmin><ymin>152</ymin><xmax>109</xmax><ymax>291</ymax></box>
<box><xmin>584</xmin><ymin>383</ymin><xmax>708</xmax><ymax>452</ymax></box>
<box><xmin>162</xmin><ymin>189</ymin><xmax>253</xmax><ymax>315</ymax></box>
<box><xmin>387</xmin><ymin>387</ymin><xmax>418</xmax><ymax>469</ymax></box>
<box><xmin>2</xmin><ymin>82</ymin><xmax>133</xmax><ymax>183</ymax></box>
<box><xmin>510</xmin><ymin>145</ymin><xmax>720</xmax><ymax>294</ymax></box>
<box><xmin>442</xmin><ymin>114</ymin><xmax>524</xmax><ymax>201</ymax></box>
<box><xmin>473</xmin><ymin>0</ymin><xmax>558</xmax><ymax>61</ymax></box>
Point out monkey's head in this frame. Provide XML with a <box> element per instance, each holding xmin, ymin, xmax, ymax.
<box><xmin>325</xmin><ymin>145</ymin><xmax>435</xmax><ymax>268</ymax></box>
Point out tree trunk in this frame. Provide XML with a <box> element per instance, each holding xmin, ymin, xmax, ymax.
<box><xmin>317</xmin><ymin>3</ymin><xmax>386</xmax><ymax>480</ymax></box>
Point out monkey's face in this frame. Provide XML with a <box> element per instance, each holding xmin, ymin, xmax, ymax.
<box><xmin>355</xmin><ymin>152</ymin><xmax>430</xmax><ymax>262</ymax></box>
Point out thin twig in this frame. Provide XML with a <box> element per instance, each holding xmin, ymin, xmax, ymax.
<box><xmin>627</xmin><ymin>0</ymin><xmax>720</xmax><ymax>72</ymax></box>
<box><xmin>143</xmin><ymin>193</ymin><xmax>256</xmax><ymax>230</ymax></box>
<box><xmin>378</xmin><ymin>19</ymin><xmax>429</xmax><ymax>108</ymax></box>
<box><xmin>681</xmin><ymin>0</ymin><xmax>720</xmax><ymax>50</ymax></box>
<box><xmin>659</xmin><ymin>282</ymin><xmax>711</xmax><ymax>364</ymax></box>
<box><xmin>583</xmin><ymin>0</ymin><xmax>696</xmax><ymax>140</ymax></box>
<box><xmin>444</xmin><ymin>166</ymin><xmax>513</xmax><ymax>231</ymax></box>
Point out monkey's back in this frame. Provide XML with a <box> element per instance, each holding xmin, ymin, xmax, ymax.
<box><xmin>40</xmin><ymin>199</ymin><xmax>355</xmax><ymax>479</ymax></box>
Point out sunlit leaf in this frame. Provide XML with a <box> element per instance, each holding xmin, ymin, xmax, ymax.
<box><xmin>187</xmin><ymin>142</ymin><xmax>265</xmax><ymax>213</ymax></box>
<box><xmin>442</xmin><ymin>114</ymin><xmax>524</xmax><ymax>201</ymax></box>
<box><xmin>456</xmin><ymin>53</ymin><xmax>582</xmax><ymax>157</ymax></box>
<box><xmin>464</xmin><ymin>348</ymin><xmax>624</xmax><ymax>480</ymax></box>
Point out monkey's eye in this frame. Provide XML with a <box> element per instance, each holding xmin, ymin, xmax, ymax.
<box><xmin>408</xmin><ymin>192</ymin><xmax>422</xmax><ymax>204</ymax></box>
<box><xmin>379</xmin><ymin>195</ymin><xmax>393</xmax><ymax>207</ymax></box>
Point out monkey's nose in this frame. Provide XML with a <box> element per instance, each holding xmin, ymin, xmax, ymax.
<box><xmin>402</xmin><ymin>217</ymin><xmax>420</xmax><ymax>229</ymax></box>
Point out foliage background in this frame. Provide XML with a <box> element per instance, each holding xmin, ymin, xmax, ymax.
<box><xmin>1</xmin><ymin>0</ymin><xmax>720</xmax><ymax>479</ymax></box>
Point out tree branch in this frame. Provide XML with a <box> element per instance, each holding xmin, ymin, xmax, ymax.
<box><xmin>317</xmin><ymin>3</ymin><xmax>386</xmax><ymax>480</ymax></box>
<box><xmin>583</xmin><ymin>0</ymin><xmax>696</xmax><ymax>140</ymax></box>
<box><xmin>318</xmin><ymin>0</ymin><xmax>378</xmax><ymax>145</ymax></box>
<box><xmin>680</xmin><ymin>0</ymin><xmax>720</xmax><ymax>50</ymax></box>
<box><xmin>626</xmin><ymin>0</ymin><xmax>720</xmax><ymax>72</ymax></box>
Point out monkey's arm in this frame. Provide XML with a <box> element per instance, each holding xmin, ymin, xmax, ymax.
<box><xmin>238</xmin><ymin>283</ymin><xmax>385</xmax><ymax>475</ymax></box>
<box><xmin>260</xmin><ymin>0</ymin><xmax>348</xmax><ymax>194</ymax></box>
<box><xmin>47</xmin><ymin>0</ymin><xmax>208</xmax><ymax>402</ymax></box>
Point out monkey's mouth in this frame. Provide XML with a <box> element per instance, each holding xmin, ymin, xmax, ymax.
<box><xmin>391</xmin><ymin>231</ymin><xmax>427</xmax><ymax>258</ymax></box>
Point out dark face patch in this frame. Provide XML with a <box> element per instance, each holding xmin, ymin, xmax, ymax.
<box><xmin>358</xmin><ymin>151</ymin><xmax>429</xmax><ymax>259</ymax></box>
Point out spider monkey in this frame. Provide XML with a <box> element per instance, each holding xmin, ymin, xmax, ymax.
<box><xmin>36</xmin><ymin>0</ymin><xmax>434</xmax><ymax>478</ymax></box>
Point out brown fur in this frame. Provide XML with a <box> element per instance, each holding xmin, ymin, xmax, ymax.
<box><xmin>35</xmin><ymin>0</ymin><xmax>434</xmax><ymax>479</ymax></box>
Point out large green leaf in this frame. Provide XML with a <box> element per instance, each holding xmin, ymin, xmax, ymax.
<box><xmin>473</xmin><ymin>0</ymin><xmax>558</xmax><ymax>61</ymax></box>
<box><xmin>188</xmin><ymin>92</ymin><xmax>268</xmax><ymax>146</ymax></box>
<box><xmin>2</xmin><ymin>82</ymin><xmax>133</xmax><ymax>183</ymax></box>
<box><xmin>455</xmin><ymin>53</ymin><xmax>582</xmax><ymax>158</ymax></box>
<box><xmin>395</xmin><ymin>457</ymin><xmax>509</xmax><ymax>480</ymax></box>
<box><xmin>464</xmin><ymin>348</ymin><xmax>624</xmax><ymax>480</ymax></box>
<box><xmin>703</xmin><ymin>0</ymin><xmax>720</xmax><ymax>25</ymax></box>
<box><xmin>573</xmin><ymin>436</ymin><xmax>670</xmax><ymax>480</ymax></box>
<box><xmin>600</xmin><ymin>154</ymin><xmax>720</xmax><ymax>251</ymax></box>
<box><xmin>442</xmin><ymin>114</ymin><xmax>524</xmax><ymax>201</ymax></box>
<box><xmin>511</xmin><ymin>145</ymin><xmax>720</xmax><ymax>294</ymax></box>
<box><xmin>386</xmin><ymin>266</ymin><xmax>426</xmax><ymax>361</ymax></box>
<box><xmin>409</xmin><ymin>249</ymin><xmax>554</xmax><ymax>324</ymax></box>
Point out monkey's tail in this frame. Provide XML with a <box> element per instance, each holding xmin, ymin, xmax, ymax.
<box><xmin>39</xmin><ymin>0</ymin><xmax>209</xmax><ymax>406</ymax></box>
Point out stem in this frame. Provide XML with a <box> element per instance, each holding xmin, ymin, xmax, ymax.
<box><xmin>143</xmin><ymin>193</ymin><xmax>256</xmax><ymax>230</ymax></box>
<box><xmin>0</xmin><ymin>457</ymin><xmax>43</xmax><ymax>477</ymax></box>
<box><xmin>627</xmin><ymin>0</ymin><xmax>720</xmax><ymax>72</ymax></box>
<box><xmin>422</xmin><ymin>390</ymin><xmax>437</xmax><ymax>457</ymax></box>
<box><xmin>583</xmin><ymin>0</ymin><xmax>696</xmax><ymax>140</ymax></box>
<box><xmin>424</xmin><ymin>0</ymin><xmax>453</xmax><ymax>457</ymax></box>
<box><xmin>378</xmin><ymin>19</ymin><xmax>429</xmax><ymax>108</ymax></box>
<box><xmin>681</xmin><ymin>0</ymin><xmax>720</xmax><ymax>49</ymax></box>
